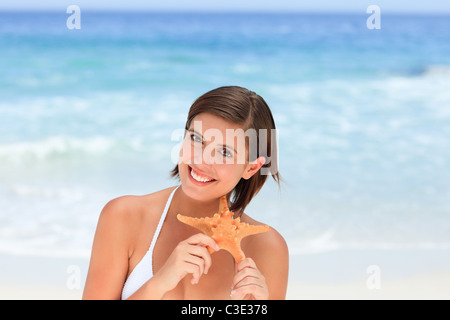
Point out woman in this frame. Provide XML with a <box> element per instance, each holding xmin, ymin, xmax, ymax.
<box><xmin>83</xmin><ymin>86</ymin><xmax>289</xmax><ymax>299</ymax></box>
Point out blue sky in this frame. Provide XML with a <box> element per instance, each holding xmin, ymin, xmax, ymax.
<box><xmin>1</xmin><ymin>0</ymin><xmax>450</xmax><ymax>13</ymax></box>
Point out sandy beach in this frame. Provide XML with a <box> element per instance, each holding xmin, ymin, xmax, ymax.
<box><xmin>1</xmin><ymin>248</ymin><xmax>449</xmax><ymax>300</ymax></box>
<box><xmin>287</xmin><ymin>272</ymin><xmax>450</xmax><ymax>300</ymax></box>
<box><xmin>286</xmin><ymin>248</ymin><xmax>450</xmax><ymax>300</ymax></box>
<box><xmin>0</xmin><ymin>253</ymin><xmax>88</xmax><ymax>300</ymax></box>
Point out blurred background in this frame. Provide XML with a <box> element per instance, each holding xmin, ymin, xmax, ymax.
<box><xmin>0</xmin><ymin>1</ymin><xmax>449</xmax><ymax>299</ymax></box>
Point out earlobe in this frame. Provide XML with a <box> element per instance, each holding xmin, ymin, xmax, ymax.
<box><xmin>242</xmin><ymin>156</ymin><xmax>266</xmax><ymax>180</ymax></box>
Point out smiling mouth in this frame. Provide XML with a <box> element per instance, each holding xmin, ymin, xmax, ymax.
<box><xmin>189</xmin><ymin>166</ymin><xmax>216</xmax><ymax>183</ymax></box>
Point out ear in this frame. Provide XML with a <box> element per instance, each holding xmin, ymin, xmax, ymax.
<box><xmin>242</xmin><ymin>156</ymin><xmax>266</xmax><ymax>180</ymax></box>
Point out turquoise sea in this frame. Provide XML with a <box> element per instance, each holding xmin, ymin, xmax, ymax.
<box><xmin>0</xmin><ymin>11</ymin><xmax>449</xmax><ymax>261</ymax></box>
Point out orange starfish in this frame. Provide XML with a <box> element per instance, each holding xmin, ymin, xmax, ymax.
<box><xmin>177</xmin><ymin>195</ymin><xmax>270</xmax><ymax>263</ymax></box>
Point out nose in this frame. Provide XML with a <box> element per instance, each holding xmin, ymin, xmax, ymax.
<box><xmin>190</xmin><ymin>142</ymin><xmax>214</xmax><ymax>166</ymax></box>
<box><xmin>202</xmin><ymin>146</ymin><xmax>214</xmax><ymax>165</ymax></box>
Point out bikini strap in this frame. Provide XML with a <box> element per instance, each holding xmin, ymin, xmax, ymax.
<box><xmin>148</xmin><ymin>185</ymin><xmax>179</xmax><ymax>253</ymax></box>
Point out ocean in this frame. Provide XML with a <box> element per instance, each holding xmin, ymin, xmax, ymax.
<box><xmin>0</xmin><ymin>11</ymin><xmax>449</xmax><ymax>259</ymax></box>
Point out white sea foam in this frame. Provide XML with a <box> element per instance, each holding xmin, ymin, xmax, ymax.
<box><xmin>9</xmin><ymin>184</ymin><xmax>85</xmax><ymax>202</ymax></box>
<box><xmin>422</xmin><ymin>65</ymin><xmax>450</xmax><ymax>77</ymax></box>
<box><xmin>0</xmin><ymin>182</ymin><xmax>108</xmax><ymax>259</ymax></box>
<box><xmin>287</xmin><ymin>235</ymin><xmax>450</xmax><ymax>256</ymax></box>
<box><xmin>0</xmin><ymin>136</ymin><xmax>115</xmax><ymax>164</ymax></box>
<box><xmin>0</xmin><ymin>135</ymin><xmax>178</xmax><ymax>166</ymax></box>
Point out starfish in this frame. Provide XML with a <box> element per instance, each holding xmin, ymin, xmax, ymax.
<box><xmin>177</xmin><ymin>195</ymin><xmax>270</xmax><ymax>263</ymax></box>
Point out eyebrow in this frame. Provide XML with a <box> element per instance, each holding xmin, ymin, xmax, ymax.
<box><xmin>188</xmin><ymin>128</ymin><xmax>238</xmax><ymax>154</ymax></box>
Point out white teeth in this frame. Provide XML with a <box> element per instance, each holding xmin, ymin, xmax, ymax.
<box><xmin>190</xmin><ymin>168</ymin><xmax>214</xmax><ymax>183</ymax></box>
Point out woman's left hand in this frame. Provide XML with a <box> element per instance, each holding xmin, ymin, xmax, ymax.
<box><xmin>230</xmin><ymin>257</ymin><xmax>269</xmax><ymax>300</ymax></box>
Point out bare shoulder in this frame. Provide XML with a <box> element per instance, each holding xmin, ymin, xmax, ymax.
<box><xmin>97</xmin><ymin>186</ymin><xmax>177</xmax><ymax>241</ymax></box>
<box><xmin>100</xmin><ymin>186</ymin><xmax>176</xmax><ymax>220</ymax></box>
<box><xmin>83</xmin><ymin>186</ymin><xmax>178</xmax><ymax>299</ymax></box>
<box><xmin>240</xmin><ymin>213</ymin><xmax>289</xmax><ymax>299</ymax></box>
<box><xmin>240</xmin><ymin>213</ymin><xmax>289</xmax><ymax>260</ymax></box>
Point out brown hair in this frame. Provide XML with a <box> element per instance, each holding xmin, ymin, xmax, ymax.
<box><xmin>170</xmin><ymin>86</ymin><xmax>280</xmax><ymax>215</ymax></box>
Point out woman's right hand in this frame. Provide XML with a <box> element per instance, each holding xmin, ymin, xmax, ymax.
<box><xmin>153</xmin><ymin>233</ymin><xmax>220</xmax><ymax>293</ymax></box>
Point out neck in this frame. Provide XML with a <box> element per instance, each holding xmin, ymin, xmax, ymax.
<box><xmin>172</xmin><ymin>187</ymin><xmax>220</xmax><ymax>218</ymax></box>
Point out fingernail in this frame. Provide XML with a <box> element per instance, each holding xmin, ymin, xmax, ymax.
<box><xmin>230</xmin><ymin>290</ymin><xmax>236</xmax><ymax>296</ymax></box>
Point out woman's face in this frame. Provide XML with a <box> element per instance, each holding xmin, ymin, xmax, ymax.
<box><xmin>178</xmin><ymin>112</ymin><xmax>263</xmax><ymax>202</ymax></box>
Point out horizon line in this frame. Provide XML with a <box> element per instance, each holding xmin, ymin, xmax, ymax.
<box><xmin>1</xmin><ymin>8</ymin><xmax>450</xmax><ymax>15</ymax></box>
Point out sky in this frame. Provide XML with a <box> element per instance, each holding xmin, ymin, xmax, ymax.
<box><xmin>1</xmin><ymin>0</ymin><xmax>450</xmax><ymax>13</ymax></box>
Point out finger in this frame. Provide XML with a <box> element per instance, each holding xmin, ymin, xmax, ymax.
<box><xmin>187</xmin><ymin>233</ymin><xmax>220</xmax><ymax>251</ymax></box>
<box><xmin>233</xmin><ymin>275</ymin><xmax>264</xmax><ymax>290</ymax></box>
<box><xmin>233</xmin><ymin>269</ymin><xmax>258</xmax><ymax>289</ymax></box>
<box><xmin>183</xmin><ymin>260</ymin><xmax>202</xmax><ymax>284</ymax></box>
<box><xmin>230</xmin><ymin>284</ymin><xmax>265</xmax><ymax>300</ymax></box>
<box><xmin>184</xmin><ymin>254</ymin><xmax>205</xmax><ymax>279</ymax></box>
<box><xmin>178</xmin><ymin>238</ymin><xmax>213</xmax><ymax>276</ymax></box>
<box><xmin>233</xmin><ymin>264</ymin><xmax>261</xmax><ymax>288</ymax></box>
<box><xmin>236</xmin><ymin>257</ymin><xmax>256</xmax><ymax>272</ymax></box>
<box><xmin>187</xmin><ymin>245</ymin><xmax>212</xmax><ymax>274</ymax></box>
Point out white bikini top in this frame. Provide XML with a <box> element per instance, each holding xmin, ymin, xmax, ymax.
<box><xmin>121</xmin><ymin>186</ymin><xmax>179</xmax><ymax>300</ymax></box>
